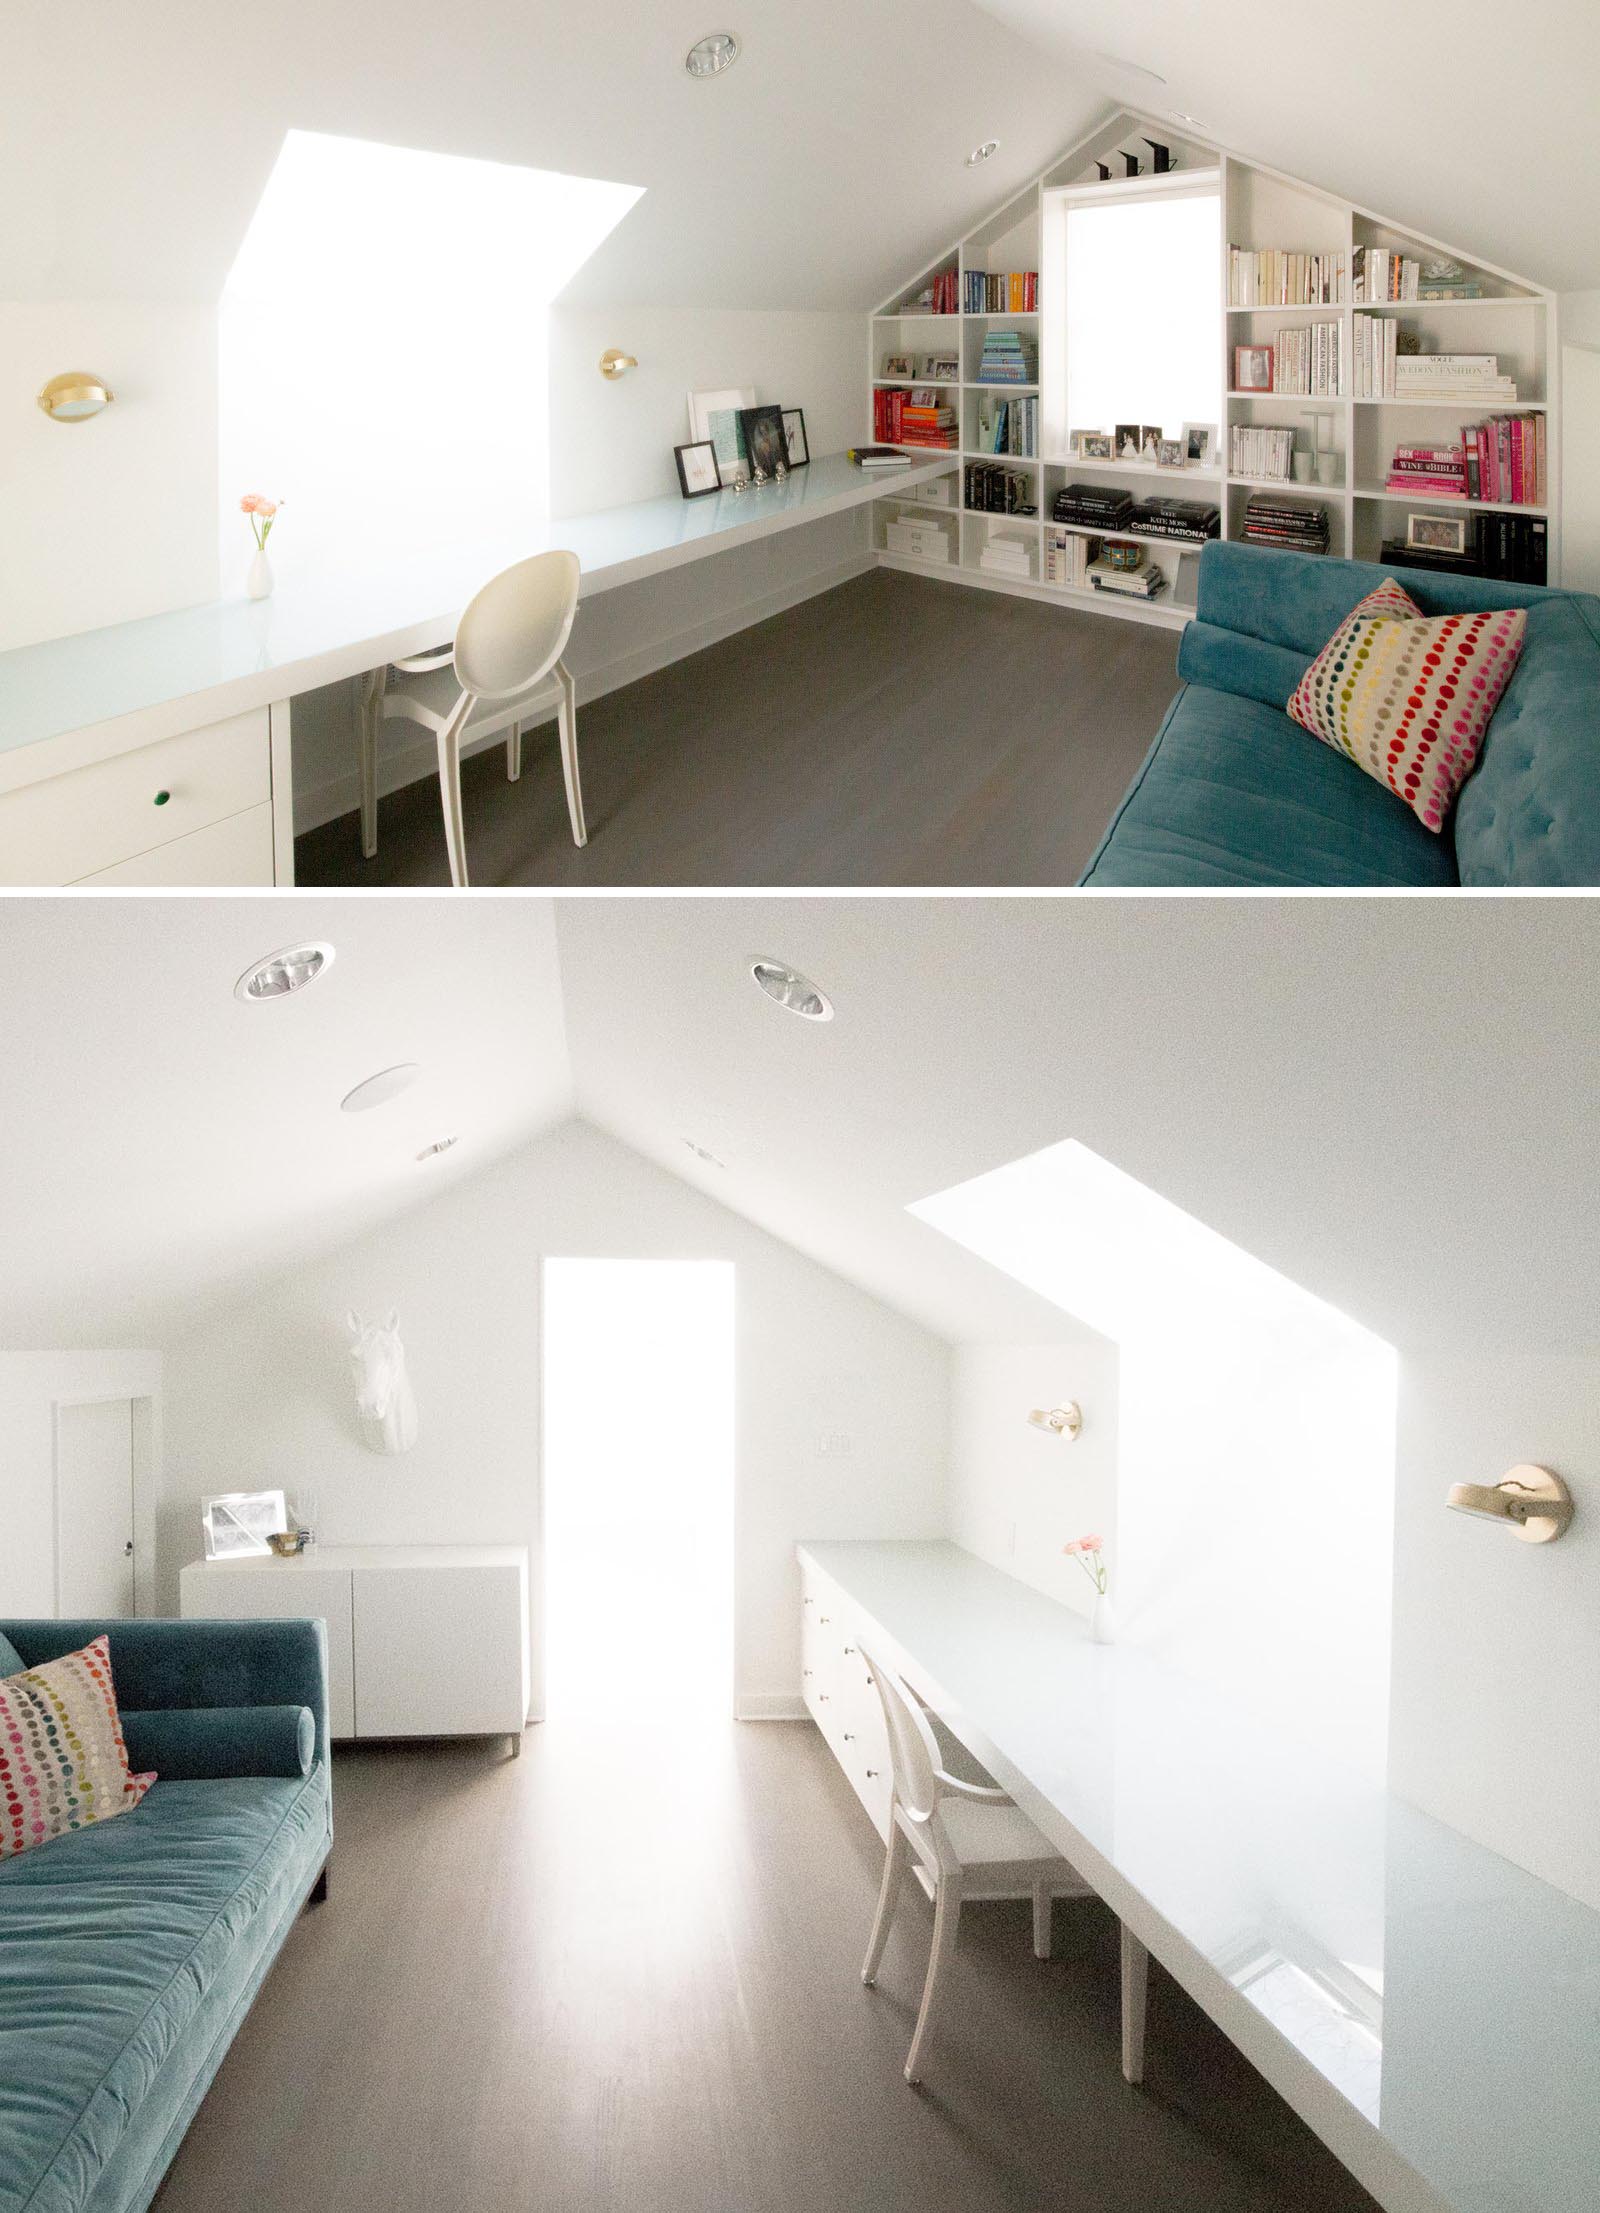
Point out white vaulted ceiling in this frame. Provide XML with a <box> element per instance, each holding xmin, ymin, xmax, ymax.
<box><xmin>4</xmin><ymin>897</ymin><xmax>1598</xmax><ymax>1357</ymax></box>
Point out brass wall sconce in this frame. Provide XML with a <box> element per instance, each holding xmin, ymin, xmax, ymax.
<box><xmin>599</xmin><ymin>350</ymin><xmax>638</xmax><ymax>380</ymax></box>
<box><xmin>1446</xmin><ymin>1464</ymin><xmax>1574</xmax><ymax>1545</ymax></box>
<box><xmin>1027</xmin><ymin>1403</ymin><xmax>1083</xmax><ymax>1441</ymax></box>
<box><xmin>37</xmin><ymin>372</ymin><xmax>114</xmax><ymax>422</ymax></box>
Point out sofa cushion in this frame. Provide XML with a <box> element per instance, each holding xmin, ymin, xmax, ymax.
<box><xmin>0</xmin><ymin>1631</ymin><xmax>23</xmax><ymax>1677</ymax></box>
<box><xmin>1082</xmin><ymin>682</ymin><xmax>1459</xmax><ymax>888</ymax></box>
<box><xmin>1453</xmin><ymin>593</ymin><xmax>1600</xmax><ymax>885</ymax></box>
<box><xmin>1</xmin><ymin>1637</ymin><xmax>153</xmax><ymax>1862</ymax></box>
<box><xmin>0</xmin><ymin>1769</ymin><xmax>327</xmax><ymax>2213</ymax></box>
<box><xmin>1287</xmin><ymin>579</ymin><xmax>1527</xmax><ymax>832</ymax></box>
<box><xmin>120</xmin><ymin>1705</ymin><xmax>314</xmax><ymax>1782</ymax></box>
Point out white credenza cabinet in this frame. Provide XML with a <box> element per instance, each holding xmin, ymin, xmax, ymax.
<box><xmin>179</xmin><ymin>1543</ymin><xmax>530</xmax><ymax>1748</ymax></box>
<box><xmin>800</xmin><ymin>1553</ymin><xmax>893</xmax><ymax>1841</ymax></box>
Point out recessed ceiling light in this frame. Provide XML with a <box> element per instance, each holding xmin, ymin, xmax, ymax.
<box><xmin>416</xmin><ymin>1136</ymin><xmax>459</xmax><ymax>1162</ymax></box>
<box><xmin>340</xmin><ymin>1064</ymin><xmax>422</xmax><ymax>1114</ymax></box>
<box><xmin>1090</xmin><ymin>50</ymin><xmax>1168</xmax><ymax>85</ymax></box>
<box><xmin>1172</xmin><ymin>111</ymin><xmax>1204</xmax><ymax>127</ymax></box>
<box><xmin>685</xmin><ymin>32</ymin><xmax>738</xmax><ymax>78</ymax></box>
<box><xmin>750</xmin><ymin>958</ymin><xmax>833</xmax><ymax>1022</ymax></box>
<box><xmin>967</xmin><ymin>140</ymin><xmax>999</xmax><ymax>167</ymax></box>
<box><xmin>234</xmin><ymin>942</ymin><xmax>335</xmax><ymax>1003</ymax></box>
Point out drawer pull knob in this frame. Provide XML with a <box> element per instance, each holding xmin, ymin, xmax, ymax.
<box><xmin>865</xmin><ymin>1769</ymin><xmax>881</xmax><ymax>1778</ymax></box>
<box><xmin>153</xmin><ymin>789</ymin><xmax>172</xmax><ymax>806</ymax></box>
<box><xmin>819</xmin><ymin>1693</ymin><xmax>830</xmax><ymax>1702</ymax></box>
<box><xmin>842</xmin><ymin>1731</ymin><xmax>855</xmax><ymax>1741</ymax></box>
<box><xmin>819</xmin><ymin>1616</ymin><xmax>830</xmax><ymax>1624</ymax></box>
<box><xmin>843</xmin><ymin>1645</ymin><xmax>856</xmax><ymax>1654</ymax></box>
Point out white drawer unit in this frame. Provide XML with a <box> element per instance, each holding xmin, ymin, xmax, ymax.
<box><xmin>801</xmin><ymin>1559</ymin><xmax>892</xmax><ymax>1839</ymax></box>
<box><xmin>0</xmin><ymin>708</ymin><xmax>277</xmax><ymax>886</ymax></box>
<box><xmin>179</xmin><ymin>1543</ymin><xmax>530</xmax><ymax>1748</ymax></box>
<box><xmin>73</xmin><ymin>802</ymin><xmax>275</xmax><ymax>885</ymax></box>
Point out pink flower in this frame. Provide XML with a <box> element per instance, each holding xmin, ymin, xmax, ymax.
<box><xmin>1062</xmin><ymin>1533</ymin><xmax>1103</xmax><ymax>1556</ymax></box>
<box><xmin>255</xmin><ymin>500</ymin><xmax>278</xmax><ymax>518</ymax></box>
<box><xmin>239</xmin><ymin>494</ymin><xmax>264</xmax><ymax>514</ymax></box>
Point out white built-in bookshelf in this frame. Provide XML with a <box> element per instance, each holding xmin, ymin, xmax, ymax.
<box><xmin>867</xmin><ymin>109</ymin><xmax>1561</xmax><ymax>633</ymax></box>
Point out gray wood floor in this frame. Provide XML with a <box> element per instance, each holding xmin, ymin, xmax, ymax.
<box><xmin>155</xmin><ymin>1722</ymin><xmax>1379</xmax><ymax>2213</ymax></box>
<box><xmin>294</xmin><ymin>571</ymin><xmax>1179</xmax><ymax>889</ymax></box>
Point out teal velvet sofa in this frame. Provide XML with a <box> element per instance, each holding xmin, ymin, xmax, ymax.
<box><xmin>1082</xmin><ymin>542</ymin><xmax>1600</xmax><ymax>886</ymax></box>
<box><xmin>0</xmin><ymin>1618</ymin><xmax>331</xmax><ymax>2213</ymax></box>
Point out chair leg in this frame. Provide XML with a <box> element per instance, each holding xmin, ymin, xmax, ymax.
<box><xmin>1120</xmin><ymin>1923</ymin><xmax>1149</xmax><ymax>2086</ymax></box>
<box><xmin>435</xmin><ymin>719</ymin><xmax>470</xmax><ymax>890</ymax></box>
<box><xmin>862</xmin><ymin>1817</ymin><xmax>910</xmax><ymax>1986</ymax></box>
<box><xmin>506</xmin><ymin>723</ymin><xmax>522</xmax><ymax>783</ymax></box>
<box><xmin>1032</xmin><ymin>1879</ymin><xmax>1053</xmax><ymax>1960</ymax></box>
<box><xmin>556</xmin><ymin>665</ymin><xmax>587</xmax><ymax>848</ymax></box>
<box><xmin>904</xmin><ymin>1875</ymin><xmax>961</xmax><ymax>2086</ymax></box>
<box><xmin>356</xmin><ymin>674</ymin><xmax>381</xmax><ymax>861</ymax></box>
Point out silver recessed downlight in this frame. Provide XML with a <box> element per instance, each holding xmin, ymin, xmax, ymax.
<box><xmin>750</xmin><ymin>958</ymin><xmax>834</xmax><ymax>1022</ymax></box>
<box><xmin>686</xmin><ymin>31</ymin><xmax>739</xmax><ymax>78</ymax></box>
<box><xmin>416</xmin><ymin>1136</ymin><xmax>459</xmax><ymax>1162</ymax></box>
<box><xmin>234</xmin><ymin>942</ymin><xmax>335</xmax><ymax>1003</ymax></box>
<box><xmin>340</xmin><ymin>1064</ymin><xmax>422</xmax><ymax>1114</ymax></box>
<box><xmin>967</xmin><ymin>139</ymin><xmax>999</xmax><ymax>166</ymax></box>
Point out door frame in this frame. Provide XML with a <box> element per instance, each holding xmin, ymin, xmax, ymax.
<box><xmin>50</xmin><ymin>1391</ymin><xmax>159</xmax><ymax>1617</ymax></box>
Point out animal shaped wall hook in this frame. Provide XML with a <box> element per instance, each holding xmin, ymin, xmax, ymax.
<box><xmin>347</xmin><ymin>1310</ymin><xmax>418</xmax><ymax>1455</ymax></box>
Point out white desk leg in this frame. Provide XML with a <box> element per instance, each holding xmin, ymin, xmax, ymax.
<box><xmin>269</xmin><ymin>700</ymin><xmax>295</xmax><ymax>886</ymax></box>
<box><xmin>1120</xmin><ymin>1923</ymin><xmax>1149</xmax><ymax>2085</ymax></box>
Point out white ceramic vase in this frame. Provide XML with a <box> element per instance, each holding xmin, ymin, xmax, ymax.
<box><xmin>247</xmin><ymin>548</ymin><xmax>274</xmax><ymax>601</ymax></box>
<box><xmin>1091</xmin><ymin>1590</ymin><xmax>1117</xmax><ymax>1645</ymax></box>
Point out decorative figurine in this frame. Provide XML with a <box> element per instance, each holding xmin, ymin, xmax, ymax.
<box><xmin>1122</xmin><ymin>151</ymin><xmax>1141</xmax><ymax>177</ymax></box>
<box><xmin>1143</xmin><ymin>138</ymin><xmax>1172</xmax><ymax>174</ymax></box>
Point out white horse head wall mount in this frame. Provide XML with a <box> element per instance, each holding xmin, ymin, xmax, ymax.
<box><xmin>347</xmin><ymin>1309</ymin><xmax>418</xmax><ymax>1456</ymax></box>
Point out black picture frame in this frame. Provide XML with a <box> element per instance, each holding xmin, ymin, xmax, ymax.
<box><xmin>675</xmin><ymin>440</ymin><xmax>722</xmax><ymax>499</ymax></box>
<box><xmin>738</xmin><ymin>404</ymin><xmax>788</xmax><ymax>482</ymax></box>
<box><xmin>781</xmin><ymin>408</ymin><xmax>810</xmax><ymax>468</ymax></box>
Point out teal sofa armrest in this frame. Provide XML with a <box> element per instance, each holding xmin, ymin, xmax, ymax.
<box><xmin>121</xmin><ymin>1704</ymin><xmax>315</xmax><ymax>1779</ymax></box>
<box><xmin>0</xmin><ymin>1617</ymin><xmax>331</xmax><ymax>1768</ymax></box>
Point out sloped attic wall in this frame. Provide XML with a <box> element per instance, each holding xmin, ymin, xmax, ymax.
<box><xmin>158</xmin><ymin>1118</ymin><xmax>951</xmax><ymax>1719</ymax></box>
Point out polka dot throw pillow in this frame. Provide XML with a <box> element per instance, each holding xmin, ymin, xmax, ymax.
<box><xmin>0</xmin><ymin>1636</ymin><xmax>155</xmax><ymax>1860</ymax></box>
<box><xmin>1287</xmin><ymin>577</ymin><xmax>1527</xmax><ymax>833</ymax></box>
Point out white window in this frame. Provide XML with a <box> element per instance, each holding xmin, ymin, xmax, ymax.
<box><xmin>1054</xmin><ymin>185</ymin><xmax>1222</xmax><ymax>448</ymax></box>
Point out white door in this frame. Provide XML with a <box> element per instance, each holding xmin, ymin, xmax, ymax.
<box><xmin>55</xmin><ymin>1399</ymin><xmax>136</xmax><ymax>1617</ymax></box>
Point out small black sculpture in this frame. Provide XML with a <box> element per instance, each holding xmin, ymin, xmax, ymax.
<box><xmin>1143</xmin><ymin>138</ymin><xmax>1172</xmax><ymax>174</ymax></box>
<box><xmin>1122</xmin><ymin>151</ymin><xmax>1141</xmax><ymax>177</ymax></box>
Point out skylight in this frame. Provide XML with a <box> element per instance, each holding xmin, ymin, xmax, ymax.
<box><xmin>219</xmin><ymin>132</ymin><xmax>643</xmax><ymax>581</ymax></box>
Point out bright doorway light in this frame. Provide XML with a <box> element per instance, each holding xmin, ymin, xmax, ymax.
<box><xmin>219</xmin><ymin>132</ymin><xmax>643</xmax><ymax>588</ymax></box>
<box><xmin>542</xmin><ymin>1260</ymin><xmax>735</xmax><ymax>1722</ymax></box>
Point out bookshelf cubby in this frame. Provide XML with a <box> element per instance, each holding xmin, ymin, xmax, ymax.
<box><xmin>868</xmin><ymin>107</ymin><xmax>1561</xmax><ymax>628</ymax></box>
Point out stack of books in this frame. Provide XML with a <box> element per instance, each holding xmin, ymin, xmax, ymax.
<box><xmin>1045</xmin><ymin>529</ymin><xmax>1098</xmax><ymax>588</ymax></box>
<box><xmin>964</xmin><ymin>462</ymin><xmax>1036</xmax><ymax>514</ymax></box>
<box><xmin>978</xmin><ymin>531</ymin><xmax>1034</xmax><ymax>580</ymax></box>
<box><xmin>1381</xmin><ymin>517</ymin><xmax>1547</xmax><ymax>586</ymax></box>
<box><xmin>1131</xmin><ymin>496</ymin><xmax>1221</xmax><ymax>544</ymax></box>
<box><xmin>1269</xmin><ymin>323</ymin><xmax>1344</xmax><ymax>396</ymax></box>
<box><xmin>1394</xmin><ymin>354</ymin><xmax>1518</xmax><ymax>403</ymax></box>
<box><xmin>973</xmin><ymin>330</ymin><xmax>1037</xmax><ymax>385</ymax></box>
<box><xmin>1228</xmin><ymin>248</ymin><xmax>1346</xmax><ymax>305</ymax></box>
<box><xmin>896</xmin><ymin>390</ymin><xmax>959</xmax><ymax>450</ymax></box>
<box><xmin>905</xmin><ymin>269</ymin><xmax>959</xmax><ymax>315</ymax></box>
<box><xmin>963</xmin><ymin>269</ymin><xmax>1038</xmax><ymax>314</ymax></box>
<box><xmin>847</xmin><ymin>446</ymin><xmax>913</xmax><ymax>470</ymax></box>
<box><xmin>1230</xmin><ymin>424</ymin><xmax>1297</xmax><ymax>482</ymax></box>
<box><xmin>1355</xmin><ymin>250</ymin><xmax>1422</xmax><ymax>302</ymax></box>
<box><xmin>884</xmin><ymin>516</ymin><xmax>955</xmax><ymax>565</ymax></box>
<box><xmin>872</xmin><ymin>390</ymin><xmax>907</xmax><ymax>442</ymax></box>
<box><xmin>1465</xmin><ymin>416</ymin><xmax>1546</xmax><ymax>504</ymax></box>
<box><xmin>1088</xmin><ymin>553</ymin><xmax>1167</xmax><ymax>600</ymax></box>
<box><xmin>1052</xmin><ymin>483</ymin><xmax>1134</xmax><ymax>530</ymax></box>
<box><xmin>977</xmin><ymin>395</ymin><xmax>1037</xmax><ymax>458</ymax></box>
<box><xmin>1384</xmin><ymin>443</ymin><xmax>1469</xmax><ymax>499</ymax></box>
<box><xmin>1243</xmin><ymin>493</ymin><xmax>1331</xmax><ymax>554</ymax></box>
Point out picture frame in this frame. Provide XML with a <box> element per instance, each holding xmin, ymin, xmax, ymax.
<box><xmin>737</xmin><ymin>403</ymin><xmax>788</xmax><ymax>482</ymax></box>
<box><xmin>688</xmin><ymin>386</ymin><xmax>756</xmax><ymax>476</ymax></box>
<box><xmin>1068</xmin><ymin>430</ymin><xmax>1106</xmax><ymax>458</ymax></box>
<box><xmin>1407</xmin><ymin>512</ymin><xmax>1470</xmax><ymax>555</ymax></box>
<box><xmin>781</xmin><ymin>408</ymin><xmax>810</xmax><ymax>469</ymax></box>
<box><xmin>1115</xmin><ymin>424</ymin><xmax>1143</xmax><ymax>462</ymax></box>
<box><xmin>1182</xmin><ymin>422</ymin><xmax>1217</xmax><ymax>468</ymax></box>
<box><xmin>1081</xmin><ymin>431</ymin><xmax>1114</xmax><ymax>462</ymax></box>
<box><xmin>1156</xmin><ymin>438</ymin><xmax>1187</xmax><ymax>470</ymax></box>
<box><xmin>924</xmin><ymin>353</ymin><xmax>961</xmax><ymax>382</ymax></box>
<box><xmin>882</xmin><ymin>354</ymin><xmax>914</xmax><ymax>379</ymax></box>
<box><xmin>1234</xmin><ymin>345</ymin><xmax>1275</xmax><ymax>393</ymax></box>
<box><xmin>1140</xmin><ymin>427</ymin><xmax>1164</xmax><ymax>463</ymax></box>
<box><xmin>201</xmin><ymin>1489</ymin><xmax>288</xmax><ymax>1561</ymax></box>
<box><xmin>675</xmin><ymin>440</ymin><xmax>722</xmax><ymax>499</ymax></box>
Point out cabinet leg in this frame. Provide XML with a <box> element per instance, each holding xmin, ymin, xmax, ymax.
<box><xmin>509</xmin><ymin>1731</ymin><xmax>523</xmax><ymax>1759</ymax></box>
<box><xmin>308</xmin><ymin>1862</ymin><xmax>330</xmax><ymax>1907</ymax></box>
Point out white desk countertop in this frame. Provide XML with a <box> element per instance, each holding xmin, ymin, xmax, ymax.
<box><xmin>798</xmin><ymin>1540</ymin><xmax>1599</xmax><ymax>2213</ymax></box>
<box><xmin>0</xmin><ymin>454</ymin><xmax>953</xmax><ymax>764</ymax></box>
<box><xmin>183</xmin><ymin>1544</ymin><xmax>528</xmax><ymax>1572</ymax></box>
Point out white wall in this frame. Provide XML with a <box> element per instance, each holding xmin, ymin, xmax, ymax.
<box><xmin>158</xmin><ymin>1118</ymin><xmax>949</xmax><ymax>1718</ymax></box>
<box><xmin>0</xmin><ymin>1352</ymin><xmax>163</xmax><ymax>1618</ymax></box>
<box><xmin>0</xmin><ymin>303</ymin><xmax>218</xmax><ymax>651</ymax></box>
<box><xmin>948</xmin><ymin>1340</ymin><xmax>1120</xmax><ymax>1624</ymax></box>
<box><xmin>1559</xmin><ymin>289</ymin><xmax>1600</xmax><ymax>593</ymax></box>
<box><xmin>1388</xmin><ymin>1351</ymin><xmax>1600</xmax><ymax>1914</ymax></box>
